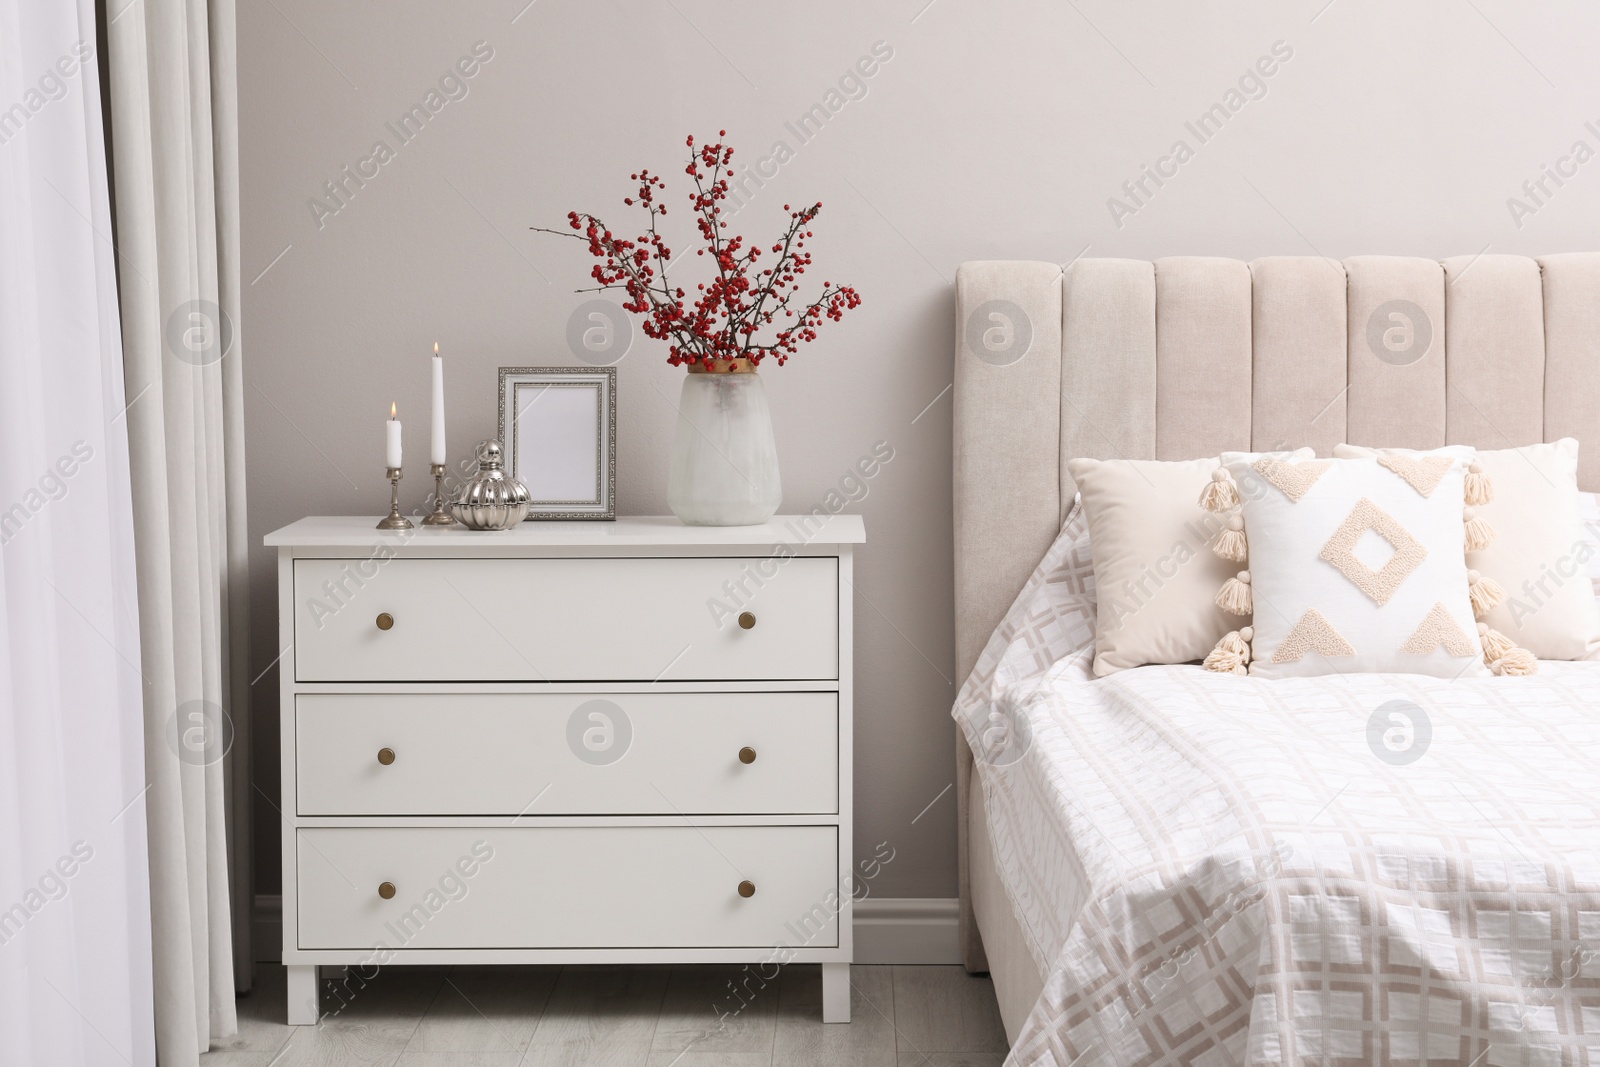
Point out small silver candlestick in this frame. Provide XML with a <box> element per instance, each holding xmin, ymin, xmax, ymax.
<box><xmin>376</xmin><ymin>467</ymin><xmax>413</xmax><ymax>530</ymax></box>
<box><xmin>422</xmin><ymin>463</ymin><xmax>455</xmax><ymax>526</ymax></box>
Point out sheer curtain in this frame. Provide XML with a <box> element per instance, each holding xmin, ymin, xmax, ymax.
<box><xmin>105</xmin><ymin>0</ymin><xmax>249</xmax><ymax>1059</ymax></box>
<box><xmin>0</xmin><ymin>0</ymin><xmax>156</xmax><ymax>1064</ymax></box>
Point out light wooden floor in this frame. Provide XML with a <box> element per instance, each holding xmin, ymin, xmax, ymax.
<box><xmin>201</xmin><ymin>963</ymin><xmax>1010</xmax><ymax>1066</ymax></box>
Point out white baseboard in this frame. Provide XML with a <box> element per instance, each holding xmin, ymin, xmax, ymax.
<box><xmin>251</xmin><ymin>893</ymin><xmax>959</xmax><ymax>966</ymax></box>
<box><xmin>852</xmin><ymin>897</ymin><xmax>961</xmax><ymax>964</ymax></box>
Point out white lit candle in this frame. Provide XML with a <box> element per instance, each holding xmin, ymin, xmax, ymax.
<box><xmin>386</xmin><ymin>402</ymin><xmax>402</xmax><ymax>469</ymax></box>
<box><xmin>430</xmin><ymin>342</ymin><xmax>446</xmax><ymax>466</ymax></box>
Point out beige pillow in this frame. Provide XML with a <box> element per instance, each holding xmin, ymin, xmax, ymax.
<box><xmin>1336</xmin><ymin>439</ymin><xmax>1600</xmax><ymax>660</ymax></box>
<box><xmin>1067</xmin><ymin>457</ymin><xmax>1236</xmax><ymax>675</ymax></box>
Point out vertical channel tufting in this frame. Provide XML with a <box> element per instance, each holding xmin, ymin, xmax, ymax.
<box><xmin>1060</xmin><ymin>258</ymin><xmax>1157</xmax><ymax>509</ymax></box>
<box><xmin>1153</xmin><ymin>257</ymin><xmax>1253</xmax><ymax>458</ymax></box>
<box><xmin>1540</xmin><ymin>253</ymin><xmax>1600</xmax><ymax>492</ymax></box>
<box><xmin>1249</xmin><ymin>257</ymin><xmax>1348</xmax><ymax>455</ymax></box>
<box><xmin>1344</xmin><ymin>256</ymin><xmax>1446</xmax><ymax>449</ymax></box>
<box><xmin>1443</xmin><ymin>254</ymin><xmax>1544</xmax><ymax>449</ymax></box>
<box><xmin>952</xmin><ymin>260</ymin><xmax>1064</xmax><ymax>681</ymax></box>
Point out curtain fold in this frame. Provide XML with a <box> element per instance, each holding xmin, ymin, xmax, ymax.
<box><xmin>208</xmin><ymin>0</ymin><xmax>254</xmax><ymax>996</ymax></box>
<box><xmin>0</xmin><ymin>0</ymin><xmax>156</xmax><ymax>1064</ymax></box>
<box><xmin>105</xmin><ymin>0</ymin><xmax>247</xmax><ymax>1058</ymax></box>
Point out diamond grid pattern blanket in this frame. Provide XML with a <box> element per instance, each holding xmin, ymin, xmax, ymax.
<box><xmin>955</xmin><ymin>504</ymin><xmax>1600</xmax><ymax>1066</ymax></box>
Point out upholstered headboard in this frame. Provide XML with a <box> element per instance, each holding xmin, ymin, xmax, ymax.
<box><xmin>951</xmin><ymin>253</ymin><xmax>1600</xmax><ymax>970</ymax></box>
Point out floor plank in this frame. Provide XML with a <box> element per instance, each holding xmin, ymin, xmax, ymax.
<box><xmin>772</xmin><ymin>964</ymin><xmax>896</xmax><ymax>1067</ymax></box>
<box><xmin>521</xmin><ymin>964</ymin><xmax>669</xmax><ymax>1067</ymax></box>
<box><xmin>650</xmin><ymin>963</ymin><xmax>780</xmax><ymax>1058</ymax></box>
<box><xmin>198</xmin><ymin>1053</ymin><xmax>293</xmax><ymax>1067</ymax></box>
<box><xmin>404</xmin><ymin>966</ymin><xmax>557</xmax><ymax>1054</ymax></box>
<box><xmin>889</xmin><ymin>967</ymin><xmax>1007</xmax><ymax>1054</ymax></box>
<box><xmin>261</xmin><ymin>1020</ymin><xmax>415</xmax><ymax>1067</ymax></box>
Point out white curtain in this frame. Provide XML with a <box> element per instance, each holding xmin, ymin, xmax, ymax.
<box><xmin>104</xmin><ymin>0</ymin><xmax>249</xmax><ymax>1059</ymax></box>
<box><xmin>0</xmin><ymin>0</ymin><xmax>157</xmax><ymax>1065</ymax></box>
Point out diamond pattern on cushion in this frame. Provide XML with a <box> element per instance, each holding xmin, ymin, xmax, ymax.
<box><xmin>1320</xmin><ymin>498</ymin><xmax>1428</xmax><ymax>605</ymax></box>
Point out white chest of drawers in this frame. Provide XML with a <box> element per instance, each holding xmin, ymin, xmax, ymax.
<box><xmin>265</xmin><ymin>514</ymin><xmax>864</xmax><ymax>1025</ymax></box>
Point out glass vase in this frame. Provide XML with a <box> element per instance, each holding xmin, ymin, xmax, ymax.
<box><xmin>667</xmin><ymin>361</ymin><xmax>782</xmax><ymax>526</ymax></box>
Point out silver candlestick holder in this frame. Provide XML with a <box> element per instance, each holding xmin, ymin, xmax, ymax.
<box><xmin>421</xmin><ymin>463</ymin><xmax>455</xmax><ymax>526</ymax></box>
<box><xmin>376</xmin><ymin>467</ymin><xmax>413</xmax><ymax>530</ymax></box>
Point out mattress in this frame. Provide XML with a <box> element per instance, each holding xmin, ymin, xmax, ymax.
<box><xmin>955</xmin><ymin>507</ymin><xmax>1600</xmax><ymax>1065</ymax></box>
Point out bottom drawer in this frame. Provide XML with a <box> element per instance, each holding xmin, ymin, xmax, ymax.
<box><xmin>296</xmin><ymin>826</ymin><xmax>839</xmax><ymax>950</ymax></box>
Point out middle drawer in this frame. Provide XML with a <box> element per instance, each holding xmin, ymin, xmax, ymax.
<box><xmin>296</xmin><ymin>691</ymin><xmax>838</xmax><ymax>816</ymax></box>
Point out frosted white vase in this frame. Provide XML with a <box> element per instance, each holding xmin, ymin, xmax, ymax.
<box><xmin>667</xmin><ymin>363</ymin><xmax>782</xmax><ymax>526</ymax></box>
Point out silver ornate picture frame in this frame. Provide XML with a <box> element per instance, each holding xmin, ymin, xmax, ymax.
<box><xmin>497</xmin><ymin>366</ymin><xmax>616</xmax><ymax>520</ymax></box>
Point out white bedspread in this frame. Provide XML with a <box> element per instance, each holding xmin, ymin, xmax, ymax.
<box><xmin>955</xmin><ymin>504</ymin><xmax>1600</xmax><ymax>1065</ymax></box>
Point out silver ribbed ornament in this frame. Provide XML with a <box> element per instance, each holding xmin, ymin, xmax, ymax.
<box><xmin>449</xmin><ymin>440</ymin><xmax>530</xmax><ymax>530</ymax></box>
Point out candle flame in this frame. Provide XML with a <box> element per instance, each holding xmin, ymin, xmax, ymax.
<box><xmin>434</xmin><ymin>342</ymin><xmax>439</xmax><ymax>356</ymax></box>
<box><xmin>390</xmin><ymin>402</ymin><xmax>397</xmax><ymax>419</ymax></box>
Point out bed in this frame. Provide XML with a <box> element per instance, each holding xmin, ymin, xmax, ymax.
<box><xmin>951</xmin><ymin>254</ymin><xmax>1600</xmax><ymax>1064</ymax></box>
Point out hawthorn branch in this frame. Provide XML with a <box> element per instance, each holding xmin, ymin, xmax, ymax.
<box><xmin>531</xmin><ymin>138</ymin><xmax>857</xmax><ymax>367</ymax></box>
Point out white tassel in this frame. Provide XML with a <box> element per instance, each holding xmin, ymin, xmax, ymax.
<box><xmin>1490</xmin><ymin>646</ymin><xmax>1538</xmax><ymax>676</ymax></box>
<box><xmin>1211</xmin><ymin>514</ymin><xmax>1248</xmax><ymax>562</ymax></box>
<box><xmin>1465</xmin><ymin>460</ymin><xmax>1494</xmax><ymax>506</ymax></box>
<box><xmin>1203</xmin><ymin>630</ymin><xmax>1250</xmax><ymax>674</ymax></box>
<box><xmin>1215</xmin><ymin>570</ymin><xmax>1252</xmax><ymax>615</ymax></box>
<box><xmin>1464</xmin><ymin>508</ymin><xmax>1496</xmax><ymax>552</ymax></box>
<box><xmin>1203</xmin><ymin>645</ymin><xmax>1246</xmax><ymax>675</ymax></box>
<box><xmin>1477</xmin><ymin>622</ymin><xmax>1514</xmax><ymax>661</ymax></box>
<box><xmin>1203</xmin><ymin>646</ymin><xmax>1241</xmax><ymax>671</ymax></box>
<box><xmin>1467</xmin><ymin>569</ymin><xmax>1504</xmax><ymax>618</ymax></box>
<box><xmin>1218</xmin><ymin>629</ymin><xmax>1251</xmax><ymax>658</ymax></box>
<box><xmin>1479</xmin><ymin>620</ymin><xmax>1536</xmax><ymax>674</ymax></box>
<box><xmin>1198</xmin><ymin>468</ymin><xmax>1240</xmax><ymax>512</ymax></box>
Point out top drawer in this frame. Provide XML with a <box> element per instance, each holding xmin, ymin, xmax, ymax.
<box><xmin>292</xmin><ymin>556</ymin><xmax>839</xmax><ymax>682</ymax></box>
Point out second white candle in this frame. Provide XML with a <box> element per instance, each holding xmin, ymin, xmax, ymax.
<box><xmin>431</xmin><ymin>343</ymin><xmax>446</xmax><ymax>466</ymax></box>
<box><xmin>386</xmin><ymin>402</ymin><xmax>402</xmax><ymax>469</ymax></box>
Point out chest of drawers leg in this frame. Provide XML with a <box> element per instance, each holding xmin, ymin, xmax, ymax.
<box><xmin>268</xmin><ymin>516</ymin><xmax>861</xmax><ymax>1026</ymax></box>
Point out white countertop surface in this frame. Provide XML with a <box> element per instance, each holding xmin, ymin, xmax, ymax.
<box><xmin>264</xmin><ymin>514</ymin><xmax>866</xmax><ymax>547</ymax></box>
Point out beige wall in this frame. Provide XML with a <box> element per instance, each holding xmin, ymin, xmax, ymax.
<box><xmin>239</xmin><ymin>0</ymin><xmax>1600</xmax><ymax>897</ymax></box>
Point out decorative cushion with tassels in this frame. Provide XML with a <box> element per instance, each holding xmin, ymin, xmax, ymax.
<box><xmin>1208</xmin><ymin>449</ymin><xmax>1506</xmax><ymax>679</ymax></box>
<box><xmin>1338</xmin><ymin>439</ymin><xmax>1600</xmax><ymax>662</ymax></box>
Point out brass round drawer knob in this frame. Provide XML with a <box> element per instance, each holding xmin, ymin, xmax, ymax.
<box><xmin>377</xmin><ymin>747</ymin><xmax>396</xmax><ymax>766</ymax></box>
<box><xmin>376</xmin><ymin>612</ymin><xmax>395</xmax><ymax>631</ymax></box>
<box><xmin>378</xmin><ymin>881</ymin><xmax>397</xmax><ymax>900</ymax></box>
<box><xmin>738</xmin><ymin>746</ymin><xmax>757</xmax><ymax>765</ymax></box>
<box><xmin>737</xmin><ymin>880</ymin><xmax>756</xmax><ymax>898</ymax></box>
<box><xmin>738</xmin><ymin>611</ymin><xmax>756</xmax><ymax>630</ymax></box>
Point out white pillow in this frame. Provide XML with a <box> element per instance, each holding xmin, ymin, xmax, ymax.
<box><xmin>1337</xmin><ymin>439</ymin><xmax>1600</xmax><ymax>661</ymax></box>
<box><xmin>1066</xmin><ymin>457</ymin><xmax>1236</xmax><ymax>675</ymax></box>
<box><xmin>1220</xmin><ymin>450</ymin><xmax>1489</xmax><ymax>679</ymax></box>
